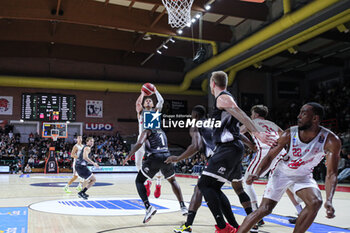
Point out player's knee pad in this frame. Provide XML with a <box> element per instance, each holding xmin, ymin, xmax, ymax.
<box><xmin>238</xmin><ymin>192</ymin><xmax>251</xmax><ymax>203</ymax></box>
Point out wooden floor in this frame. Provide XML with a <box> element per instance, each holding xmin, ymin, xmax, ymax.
<box><xmin>1</xmin><ymin>173</ymin><xmax>349</xmax><ymax>233</ymax></box>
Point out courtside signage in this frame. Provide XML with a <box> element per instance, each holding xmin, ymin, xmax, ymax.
<box><xmin>0</xmin><ymin>207</ymin><xmax>27</xmax><ymax>233</ymax></box>
<box><xmin>29</xmin><ymin>198</ymin><xmax>182</xmax><ymax>216</ymax></box>
<box><xmin>85</xmin><ymin>123</ymin><xmax>113</xmax><ymax>131</ymax></box>
<box><xmin>0</xmin><ymin>166</ymin><xmax>9</xmax><ymax>173</ymax></box>
<box><xmin>88</xmin><ymin>166</ymin><xmax>138</xmax><ymax>172</ymax></box>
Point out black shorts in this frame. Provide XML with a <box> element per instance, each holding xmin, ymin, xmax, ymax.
<box><xmin>75</xmin><ymin>164</ymin><xmax>93</xmax><ymax>180</ymax></box>
<box><xmin>141</xmin><ymin>152</ymin><xmax>175</xmax><ymax>179</ymax></box>
<box><xmin>202</xmin><ymin>140</ymin><xmax>244</xmax><ymax>183</ymax></box>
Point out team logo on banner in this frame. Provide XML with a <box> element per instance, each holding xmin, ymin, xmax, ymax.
<box><xmin>0</xmin><ymin>96</ymin><xmax>13</xmax><ymax>115</ymax></box>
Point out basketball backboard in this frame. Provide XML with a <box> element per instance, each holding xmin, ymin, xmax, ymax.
<box><xmin>42</xmin><ymin>122</ymin><xmax>68</xmax><ymax>141</ymax></box>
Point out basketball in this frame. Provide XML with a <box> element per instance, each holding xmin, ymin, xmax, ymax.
<box><xmin>1</xmin><ymin>0</ymin><xmax>349</xmax><ymax>232</ymax></box>
<box><xmin>142</xmin><ymin>83</ymin><xmax>155</xmax><ymax>96</ymax></box>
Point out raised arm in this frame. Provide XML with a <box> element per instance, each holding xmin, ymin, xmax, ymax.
<box><xmin>136</xmin><ymin>91</ymin><xmax>145</xmax><ymax>115</ymax></box>
<box><xmin>70</xmin><ymin>145</ymin><xmax>78</xmax><ymax>159</ymax></box>
<box><xmin>323</xmin><ymin>133</ymin><xmax>341</xmax><ymax>219</ymax></box>
<box><xmin>154</xmin><ymin>86</ymin><xmax>164</xmax><ymax>111</ymax></box>
<box><xmin>217</xmin><ymin>94</ymin><xmax>275</xmax><ymax>146</ymax></box>
<box><xmin>165</xmin><ymin>127</ymin><xmax>201</xmax><ymax>164</ymax></box>
<box><xmin>123</xmin><ymin>130</ymin><xmax>149</xmax><ymax>165</ymax></box>
<box><xmin>246</xmin><ymin>129</ymin><xmax>290</xmax><ymax>184</ymax></box>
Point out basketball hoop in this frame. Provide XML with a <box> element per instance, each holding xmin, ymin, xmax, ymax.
<box><xmin>52</xmin><ymin>134</ymin><xmax>59</xmax><ymax>141</ymax></box>
<box><xmin>162</xmin><ymin>0</ymin><xmax>194</xmax><ymax>28</ymax></box>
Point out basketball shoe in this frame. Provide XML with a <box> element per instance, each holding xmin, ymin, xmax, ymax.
<box><xmin>174</xmin><ymin>224</ymin><xmax>192</xmax><ymax>233</ymax></box>
<box><xmin>154</xmin><ymin>184</ymin><xmax>161</xmax><ymax>198</ymax></box>
<box><xmin>143</xmin><ymin>205</ymin><xmax>157</xmax><ymax>223</ymax></box>
<box><xmin>215</xmin><ymin>223</ymin><xmax>237</xmax><ymax>233</ymax></box>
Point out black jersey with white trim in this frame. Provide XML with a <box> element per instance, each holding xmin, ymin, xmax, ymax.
<box><xmin>145</xmin><ymin>129</ymin><xmax>169</xmax><ymax>154</ymax></box>
<box><xmin>212</xmin><ymin>90</ymin><xmax>240</xmax><ymax>145</ymax></box>
<box><xmin>76</xmin><ymin>145</ymin><xmax>88</xmax><ymax>166</ymax></box>
<box><xmin>197</xmin><ymin>119</ymin><xmax>215</xmax><ymax>158</ymax></box>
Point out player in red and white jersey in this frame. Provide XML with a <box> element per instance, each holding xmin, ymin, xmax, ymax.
<box><xmin>135</xmin><ymin>85</ymin><xmax>164</xmax><ymax>198</ymax></box>
<box><xmin>237</xmin><ymin>103</ymin><xmax>341</xmax><ymax>233</ymax></box>
<box><xmin>241</xmin><ymin>105</ymin><xmax>302</xmax><ymax>222</ymax></box>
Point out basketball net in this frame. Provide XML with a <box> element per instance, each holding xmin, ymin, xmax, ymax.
<box><xmin>52</xmin><ymin>134</ymin><xmax>58</xmax><ymax>142</ymax></box>
<box><xmin>162</xmin><ymin>0</ymin><xmax>194</xmax><ymax>28</ymax></box>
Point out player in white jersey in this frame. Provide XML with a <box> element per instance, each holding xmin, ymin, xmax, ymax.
<box><xmin>64</xmin><ymin>136</ymin><xmax>84</xmax><ymax>193</ymax></box>
<box><xmin>135</xmin><ymin>86</ymin><xmax>164</xmax><ymax>198</ymax></box>
<box><xmin>237</xmin><ymin>103</ymin><xmax>341</xmax><ymax>233</ymax></box>
<box><xmin>241</xmin><ymin>105</ymin><xmax>302</xmax><ymax>224</ymax></box>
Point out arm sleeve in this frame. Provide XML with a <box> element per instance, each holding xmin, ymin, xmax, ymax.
<box><xmin>155</xmin><ymin>90</ymin><xmax>164</xmax><ymax>110</ymax></box>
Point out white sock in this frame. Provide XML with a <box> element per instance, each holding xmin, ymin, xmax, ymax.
<box><xmin>245</xmin><ymin>184</ymin><xmax>258</xmax><ymax>204</ymax></box>
<box><xmin>156</xmin><ymin>177</ymin><xmax>161</xmax><ymax>186</ymax></box>
<box><xmin>295</xmin><ymin>204</ymin><xmax>302</xmax><ymax>214</ymax></box>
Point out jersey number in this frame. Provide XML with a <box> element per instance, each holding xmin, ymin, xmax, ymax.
<box><xmin>159</xmin><ymin>134</ymin><xmax>166</xmax><ymax>146</ymax></box>
<box><xmin>292</xmin><ymin>148</ymin><xmax>302</xmax><ymax>157</ymax></box>
<box><xmin>262</xmin><ymin>125</ymin><xmax>274</xmax><ymax>133</ymax></box>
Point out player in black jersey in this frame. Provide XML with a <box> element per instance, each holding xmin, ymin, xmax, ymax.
<box><xmin>75</xmin><ymin>137</ymin><xmax>99</xmax><ymax>199</ymax></box>
<box><xmin>123</xmin><ymin>128</ymin><xmax>188</xmax><ymax>223</ymax></box>
<box><xmin>197</xmin><ymin>71</ymin><xmax>274</xmax><ymax>233</ymax></box>
<box><xmin>166</xmin><ymin>105</ymin><xmax>258</xmax><ymax>233</ymax></box>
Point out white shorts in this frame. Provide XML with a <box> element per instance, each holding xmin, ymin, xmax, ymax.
<box><xmin>263</xmin><ymin>169</ymin><xmax>319</xmax><ymax>202</ymax></box>
<box><xmin>246</xmin><ymin>149</ymin><xmax>275</xmax><ymax>178</ymax></box>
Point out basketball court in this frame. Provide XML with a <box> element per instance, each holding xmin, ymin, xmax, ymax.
<box><xmin>0</xmin><ymin>173</ymin><xmax>349</xmax><ymax>232</ymax></box>
<box><xmin>1</xmin><ymin>0</ymin><xmax>350</xmax><ymax>232</ymax></box>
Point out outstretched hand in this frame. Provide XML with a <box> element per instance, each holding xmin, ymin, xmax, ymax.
<box><xmin>122</xmin><ymin>156</ymin><xmax>131</xmax><ymax>166</ymax></box>
<box><xmin>254</xmin><ymin>132</ymin><xmax>277</xmax><ymax>147</ymax></box>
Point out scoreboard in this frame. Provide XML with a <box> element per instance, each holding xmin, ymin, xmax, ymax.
<box><xmin>21</xmin><ymin>93</ymin><xmax>76</xmax><ymax>121</ymax></box>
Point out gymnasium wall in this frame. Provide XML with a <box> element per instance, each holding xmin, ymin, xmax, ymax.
<box><xmin>0</xmin><ymin>86</ymin><xmax>206</xmax><ymax>147</ymax></box>
<box><xmin>235</xmin><ymin>70</ymin><xmax>305</xmax><ymax>111</ymax></box>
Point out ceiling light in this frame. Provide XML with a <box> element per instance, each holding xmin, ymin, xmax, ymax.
<box><xmin>186</xmin><ymin>22</ymin><xmax>191</xmax><ymax>27</ymax></box>
<box><xmin>142</xmin><ymin>34</ymin><xmax>152</xmax><ymax>40</ymax></box>
<box><xmin>162</xmin><ymin>45</ymin><xmax>168</xmax><ymax>49</ymax></box>
<box><xmin>177</xmin><ymin>29</ymin><xmax>183</xmax><ymax>34</ymax></box>
<box><xmin>204</xmin><ymin>4</ymin><xmax>211</xmax><ymax>10</ymax></box>
<box><xmin>191</xmin><ymin>18</ymin><xmax>196</xmax><ymax>23</ymax></box>
<box><xmin>156</xmin><ymin>50</ymin><xmax>162</xmax><ymax>54</ymax></box>
<box><xmin>288</xmin><ymin>47</ymin><xmax>298</xmax><ymax>54</ymax></box>
<box><xmin>195</xmin><ymin>13</ymin><xmax>201</xmax><ymax>19</ymax></box>
<box><xmin>253</xmin><ymin>63</ymin><xmax>262</xmax><ymax>69</ymax></box>
<box><xmin>169</xmin><ymin>38</ymin><xmax>175</xmax><ymax>43</ymax></box>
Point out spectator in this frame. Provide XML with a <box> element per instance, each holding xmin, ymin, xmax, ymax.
<box><xmin>28</xmin><ymin>156</ymin><xmax>35</xmax><ymax>167</ymax></box>
<box><xmin>338</xmin><ymin>150</ymin><xmax>350</xmax><ymax>183</ymax></box>
<box><xmin>24</xmin><ymin>164</ymin><xmax>32</xmax><ymax>173</ymax></box>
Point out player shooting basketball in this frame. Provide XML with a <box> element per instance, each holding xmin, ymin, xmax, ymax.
<box><xmin>135</xmin><ymin>83</ymin><xmax>164</xmax><ymax>198</ymax></box>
